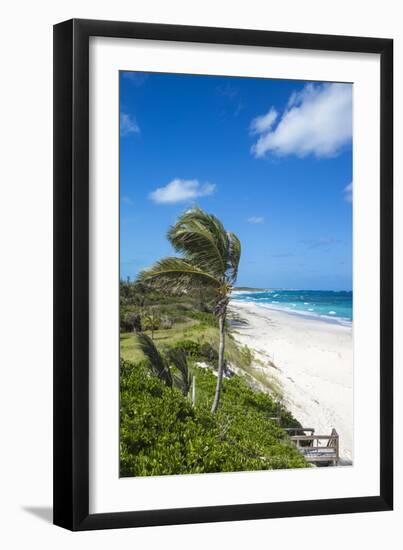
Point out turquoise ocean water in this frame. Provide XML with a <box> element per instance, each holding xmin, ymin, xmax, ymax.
<box><xmin>231</xmin><ymin>290</ymin><xmax>352</xmax><ymax>325</ymax></box>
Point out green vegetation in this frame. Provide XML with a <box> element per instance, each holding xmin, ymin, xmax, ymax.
<box><xmin>120</xmin><ymin>359</ymin><xmax>308</xmax><ymax>477</ymax></box>
<box><xmin>120</xmin><ymin>208</ymin><xmax>307</xmax><ymax>476</ymax></box>
<box><xmin>119</xmin><ymin>276</ymin><xmax>307</xmax><ymax>477</ymax></box>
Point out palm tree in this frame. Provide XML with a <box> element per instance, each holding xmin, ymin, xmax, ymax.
<box><xmin>137</xmin><ymin>207</ymin><xmax>241</xmax><ymax>413</ymax></box>
<box><xmin>142</xmin><ymin>307</ymin><xmax>161</xmax><ymax>340</ymax></box>
<box><xmin>137</xmin><ymin>333</ymin><xmax>192</xmax><ymax>397</ymax></box>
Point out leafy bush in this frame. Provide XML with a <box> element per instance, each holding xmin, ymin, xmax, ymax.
<box><xmin>171</xmin><ymin>339</ymin><xmax>202</xmax><ymax>358</ymax></box>
<box><xmin>170</xmin><ymin>339</ymin><xmax>218</xmax><ymax>364</ymax></box>
<box><xmin>120</xmin><ymin>359</ymin><xmax>308</xmax><ymax>477</ymax></box>
<box><xmin>120</xmin><ymin>311</ymin><xmax>142</xmax><ymax>332</ymax></box>
<box><xmin>199</xmin><ymin>342</ymin><xmax>219</xmax><ymax>363</ymax></box>
<box><xmin>160</xmin><ymin>315</ymin><xmax>173</xmax><ymax>329</ymax></box>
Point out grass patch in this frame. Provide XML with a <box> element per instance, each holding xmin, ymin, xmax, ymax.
<box><xmin>121</xmin><ymin>323</ymin><xmax>254</xmax><ymax>370</ymax></box>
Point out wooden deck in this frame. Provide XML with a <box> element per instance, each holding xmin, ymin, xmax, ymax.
<box><xmin>285</xmin><ymin>427</ymin><xmax>339</xmax><ymax>466</ymax></box>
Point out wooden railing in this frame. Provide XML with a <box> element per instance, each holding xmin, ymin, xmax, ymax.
<box><xmin>287</xmin><ymin>428</ymin><xmax>339</xmax><ymax>466</ymax></box>
<box><xmin>284</xmin><ymin>427</ymin><xmax>315</xmax><ymax>436</ymax></box>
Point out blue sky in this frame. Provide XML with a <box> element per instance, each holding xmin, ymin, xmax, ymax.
<box><xmin>120</xmin><ymin>72</ymin><xmax>352</xmax><ymax>290</ymax></box>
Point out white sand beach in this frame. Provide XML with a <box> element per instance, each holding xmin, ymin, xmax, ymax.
<box><xmin>229</xmin><ymin>301</ymin><xmax>353</xmax><ymax>463</ymax></box>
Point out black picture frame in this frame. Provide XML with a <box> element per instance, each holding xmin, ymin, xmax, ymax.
<box><xmin>53</xmin><ymin>18</ymin><xmax>393</xmax><ymax>531</ymax></box>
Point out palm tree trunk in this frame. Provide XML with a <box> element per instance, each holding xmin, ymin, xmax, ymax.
<box><xmin>211</xmin><ymin>312</ymin><xmax>226</xmax><ymax>414</ymax></box>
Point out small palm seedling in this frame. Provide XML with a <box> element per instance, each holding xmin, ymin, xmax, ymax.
<box><xmin>167</xmin><ymin>348</ymin><xmax>193</xmax><ymax>397</ymax></box>
<box><xmin>137</xmin><ymin>333</ymin><xmax>193</xmax><ymax>398</ymax></box>
<box><xmin>142</xmin><ymin>308</ymin><xmax>161</xmax><ymax>340</ymax></box>
<box><xmin>137</xmin><ymin>332</ymin><xmax>172</xmax><ymax>387</ymax></box>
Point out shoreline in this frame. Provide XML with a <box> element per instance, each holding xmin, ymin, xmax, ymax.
<box><xmin>229</xmin><ymin>300</ymin><xmax>353</xmax><ymax>463</ymax></box>
<box><xmin>231</xmin><ymin>298</ymin><xmax>352</xmax><ymax>327</ymax></box>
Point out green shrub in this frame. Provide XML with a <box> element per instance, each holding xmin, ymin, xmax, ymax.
<box><xmin>120</xmin><ymin>359</ymin><xmax>308</xmax><ymax>477</ymax></box>
<box><xmin>199</xmin><ymin>342</ymin><xmax>218</xmax><ymax>363</ymax></box>
<box><xmin>160</xmin><ymin>315</ymin><xmax>173</xmax><ymax>329</ymax></box>
<box><xmin>171</xmin><ymin>339</ymin><xmax>202</xmax><ymax>358</ymax></box>
<box><xmin>170</xmin><ymin>339</ymin><xmax>219</xmax><ymax>365</ymax></box>
<box><xmin>120</xmin><ymin>311</ymin><xmax>142</xmax><ymax>332</ymax></box>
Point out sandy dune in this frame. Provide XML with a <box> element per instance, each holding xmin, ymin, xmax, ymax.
<box><xmin>229</xmin><ymin>301</ymin><xmax>353</xmax><ymax>463</ymax></box>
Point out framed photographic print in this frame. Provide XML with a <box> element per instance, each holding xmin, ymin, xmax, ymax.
<box><xmin>53</xmin><ymin>19</ymin><xmax>393</xmax><ymax>530</ymax></box>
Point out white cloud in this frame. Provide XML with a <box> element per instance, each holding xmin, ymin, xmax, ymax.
<box><xmin>251</xmin><ymin>83</ymin><xmax>352</xmax><ymax>158</ymax></box>
<box><xmin>149</xmin><ymin>179</ymin><xmax>216</xmax><ymax>204</ymax></box>
<box><xmin>120</xmin><ymin>112</ymin><xmax>140</xmax><ymax>136</ymax></box>
<box><xmin>250</xmin><ymin>107</ymin><xmax>278</xmax><ymax>134</ymax></box>
<box><xmin>344</xmin><ymin>181</ymin><xmax>353</xmax><ymax>203</ymax></box>
<box><xmin>247</xmin><ymin>216</ymin><xmax>264</xmax><ymax>224</ymax></box>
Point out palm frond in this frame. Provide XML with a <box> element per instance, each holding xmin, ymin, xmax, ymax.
<box><xmin>168</xmin><ymin>349</ymin><xmax>192</xmax><ymax>396</ymax></box>
<box><xmin>226</xmin><ymin>231</ymin><xmax>241</xmax><ymax>283</ymax></box>
<box><xmin>137</xmin><ymin>257</ymin><xmax>221</xmax><ymax>294</ymax></box>
<box><xmin>167</xmin><ymin>207</ymin><xmax>230</xmax><ymax>277</ymax></box>
<box><xmin>136</xmin><ymin>333</ymin><xmax>172</xmax><ymax>387</ymax></box>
